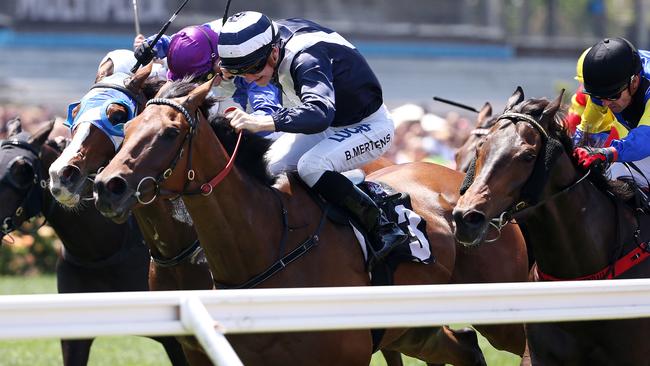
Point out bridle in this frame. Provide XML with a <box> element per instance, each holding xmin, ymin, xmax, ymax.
<box><xmin>483</xmin><ymin>112</ymin><xmax>590</xmax><ymax>238</ymax></box>
<box><xmin>131</xmin><ymin>98</ymin><xmax>243</xmax><ymax>205</ymax></box>
<box><xmin>0</xmin><ymin>139</ymin><xmax>47</xmax><ymax>236</ymax></box>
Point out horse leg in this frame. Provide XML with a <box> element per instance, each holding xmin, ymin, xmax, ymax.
<box><xmin>387</xmin><ymin>326</ymin><xmax>486</xmax><ymax>366</ymax></box>
<box><xmin>152</xmin><ymin>336</ymin><xmax>189</xmax><ymax>366</ymax></box>
<box><xmin>381</xmin><ymin>350</ymin><xmax>403</xmax><ymax>366</ymax></box>
<box><xmin>473</xmin><ymin>324</ymin><xmax>526</xmax><ymax>356</ymax></box>
<box><xmin>61</xmin><ymin>338</ymin><xmax>93</xmax><ymax>366</ymax></box>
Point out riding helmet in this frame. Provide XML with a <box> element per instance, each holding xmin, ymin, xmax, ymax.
<box><xmin>217</xmin><ymin>11</ymin><xmax>278</xmax><ymax>73</ymax></box>
<box><xmin>582</xmin><ymin>37</ymin><xmax>642</xmax><ymax>98</ymax></box>
<box><xmin>166</xmin><ymin>25</ymin><xmax>219</xmax><ymax>81</ymax></box>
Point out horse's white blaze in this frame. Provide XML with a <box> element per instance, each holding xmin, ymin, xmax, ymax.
<box><xmin>48</xmin><ymin>123</ymin><xmax>92</xmax><ymax>205</ymax></box>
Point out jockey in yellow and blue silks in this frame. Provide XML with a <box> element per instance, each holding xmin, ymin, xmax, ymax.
<box><xmin>573</xmin><ymin>37</ymin><xmax>650</xmax><ymax>186</ymax></box>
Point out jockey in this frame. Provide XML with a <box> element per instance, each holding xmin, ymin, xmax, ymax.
<box><xmin>216</xmin><ymin>11</ymin><xmax>408</xmax><ymax>266</ymax></box>
<box><xmin>566</xmin><ymin>48</ymin><xmax>590</xmax><ymax>135</ymax></box>
<box><xmin>573</xmin><ymin>37</ymin><xmax>650</xmax><ymax>187</ymax></box>
<box><xmin>132</xmin><ymin>20</ymin><xmax>282</xmax><ymax>118</ymax></box>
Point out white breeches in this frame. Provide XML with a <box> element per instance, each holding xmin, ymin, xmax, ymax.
<box><xmin>266</xmin><ymin>104</ymin><xmax>395</xmax><ymax>187</ymax></box>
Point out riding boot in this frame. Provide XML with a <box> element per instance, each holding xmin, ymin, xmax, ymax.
<box><xmin>312</xmin><ymin>171</ymin><xmax>409</xmax><ymax>267</ymax></box>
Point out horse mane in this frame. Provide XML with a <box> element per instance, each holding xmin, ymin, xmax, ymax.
<box><xmin>512</xmin><ymin>97</ymin><xmax>634</xmax><ymax>200</ymax></box>
<box><xmin>142</xmin><ymin>77</ymin><xmax>167</xmax><ymax>101</ymax></box>
<box><xmin>157</xmin><ymin>78</ymin><xmax>276</xmax><ymax>186</ymax></box>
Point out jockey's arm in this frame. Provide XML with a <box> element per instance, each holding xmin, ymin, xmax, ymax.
<box><xmin>574</xmin><ymin>96</ymin><xmax>620</xmax><ymax>147</ymax></box>
<box><xmin>271</xmin><ymin>49</ymin><xmax>336</xmax><ymax>134</ymax></box>
<box><xmin>232</xmin><ymin>78</ymin><xmax>283</xmax><ymax>116</ymax></box>
<box><xmin>609</xmin><ymin>101</ymin><xmax>650</xmax><ymax>162</ymax></box>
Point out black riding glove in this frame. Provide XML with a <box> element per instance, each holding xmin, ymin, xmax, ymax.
<box><xmin>134</xmin><ymin>41</ymin><xmax>155</xmax><ymax>66</ymax></box>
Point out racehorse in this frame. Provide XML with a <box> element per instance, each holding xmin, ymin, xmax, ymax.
<box><xmin>454</xmin><ymin>102</ymin><xmax>497</xmax><ymax>173</ymax></box>
<box><xmin>0</xmin><ymin>118</ymin><xmax>189</xmax><ymax>366</ymax></box>
<box><xmin>453</xmin><ymin>87</ymin><xmax>650</xmax><ymax>365</ymax></box>
<box><xmin>47</xmin><ymin>61</ymin><xmax>214</xmax><ymax>365</ymax></box>
<box><xmin>92</xmin><ymin>78</ymin><xmax>529</xmax><ymax>365</ymax></box>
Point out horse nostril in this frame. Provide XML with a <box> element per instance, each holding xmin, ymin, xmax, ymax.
<box><xmin>463</xmin><ymin>210</ymin><xmax>486</xmax><ymax>227</ymax></box>
<box><xmin>106</xmin><ymin>176</ymin><xmax>128</xmax><ymax>196</ymax></box>
<box><xmin>50</xmin><ymin>187</ymin><xmax>61</xmax><ymax>196</ymax></box>
<box><xmin>60</xmin><ymin>165</ymin><xmax>81</xmax><ymax>185</ymax></box>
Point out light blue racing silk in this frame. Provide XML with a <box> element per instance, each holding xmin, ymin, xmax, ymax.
<box><xmin>64</xmin><ymin>73</ymin><xmax>139</xmax><ymax>150</ymax></box>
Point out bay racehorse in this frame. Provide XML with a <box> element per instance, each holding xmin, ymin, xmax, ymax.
<box><xmin>47</xmin><ymin>61</ymin><xmax>214</xmax><ymax>365</ymax></box>
<box><xmin>454</xmin><ymin>102</ymin><xmax>496</xmax><ymax>173</ymax></box>
<box><xmin>0</xmin><ymin>118</ymin><xmax>188</xmax><ymax>366</ymax></box>
<box><xmin>453</xmin><ymin>87</ymin><xmax>650</xmax><ymax>365</ymax></box>
<box><xmin>49</xmin><ymin>59</ymin><xmax>409</xmax><ymax>366</ymax></box>
<box><xmin>93</xmin><ymin>78</ymin><xmax>529</xmax><ymax>366</ymax></box>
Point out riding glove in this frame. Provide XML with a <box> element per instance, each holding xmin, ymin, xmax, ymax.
<box><xmin>134</xmin><ymin>41</ymin><xmax>156</xmax><ymax>66</ymax></box>
<box><xmin>573</xmin><ymin>146</ymin><xmax>618</xmax><ymax>169</ymax></box>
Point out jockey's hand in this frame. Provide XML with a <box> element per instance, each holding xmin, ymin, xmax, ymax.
<box><xmin>133</xmin><ymin>34</ymin><xmax>145</xmax><ymax>50</ymax></box>
<box><xmin>573</xmin><ymin>146</ymin><xmax>618</xmax><ymax>169</ymax></box>
<box><xmin>225</xmin><ymin>108</ymin><xmax>275</xmax><ymax>133</ymax></box>
<box><xmin>134</xmin><ymin>41</ymin><xmax>155</xmax><ymax>66</ymax></box>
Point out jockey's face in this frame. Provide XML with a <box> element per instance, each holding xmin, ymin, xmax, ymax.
<box><xmin>242</xmin><ymin>47</ymin><xmax>279</xmax><ymax>87</ymax></box>
<box><xmin>601</xmin><ymin>75</ymin><xmax>640</xmax><ymax>113</ymax></box>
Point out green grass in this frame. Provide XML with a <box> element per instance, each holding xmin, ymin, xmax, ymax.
<box><xmin>0</xmin><ymin>276</ymin><xmax>521</xmax><ymax>365</ymax></box>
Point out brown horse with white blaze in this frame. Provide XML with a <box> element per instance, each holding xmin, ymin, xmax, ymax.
<box><xmin>93</xmin><ymin>78</ymin><xmax>529</xmax><ymax>365</ymax></box>
<box><xmin>47</xmin><ymin>61</ymin><xmax>214</xmax><ymax>365</ymax></box>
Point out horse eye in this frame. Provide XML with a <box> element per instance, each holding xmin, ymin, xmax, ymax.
<box><xmin>108</xmin><ymin>109</ymin><xmax>128</xmax><ymax>126</ymax></box>
<box><xmin>162</xmin><ymin>127</ymin><xmax>180</xmax><ymax>139</ymax></box>
<box><xmin>521</xmin><ymin>151</ymin><xmax>537</xmax><ymax>162</ymax></box>
<box><xmin>9</xmin><ymin>159</ymin><xmax>34</xmax><ymax>188</ymax></box>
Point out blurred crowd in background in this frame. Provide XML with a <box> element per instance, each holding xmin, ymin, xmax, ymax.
<box><xmin>0</xmin><ymin>102</ymin><xmax>470</xmax><ymax>168</ymax></box>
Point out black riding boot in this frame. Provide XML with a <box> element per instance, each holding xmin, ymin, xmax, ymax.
<box><xmin>312</xmin><ymin>171</ymin><xmax>409</xmax><ymax>267</ymax></box>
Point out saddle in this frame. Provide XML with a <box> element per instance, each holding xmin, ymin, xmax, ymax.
<box><xmin>297</xmin><ymin>170</ymin><xmax>434</xmax><ymax>285</ymax></box>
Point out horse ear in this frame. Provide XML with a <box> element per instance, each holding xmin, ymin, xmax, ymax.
<box><xmin>540</xmin><ymin>89</ymin><xmax>565</xmax><ymax>127</ymax></box>
<box><xmin>6</xmin><ymin>117</ymin><xmax>22</xmax><ymax>137</ymax></box>
<box><xmin>183</xmin><ymin>78</ymin><xmax>215</xmax><ymax>112</ymax></box>
<box><xmin>28</xmin><ymin>120</ymin><xmax>55</xmax><ymax>150</ymax></box>
<box><xmin>125</xmin><ymin>62</ymin><xmax>153</xmax><ymax>92</ymax></box>
<box><xmin>478</xmin><ymin>102</ymin><xmax>492</xmax><ymax>125</ymax></box>
<box><xmin>95</xmin><ymin>58</ymin><xmax>115</xmax><ymax>83</ymax></box>
<box><xmin>504</xmin><ymin>86</ymin><xmax>524</xmax><ymax>112</ymax></box>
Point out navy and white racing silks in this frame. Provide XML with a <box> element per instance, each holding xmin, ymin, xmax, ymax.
<box><xmin>270</xmin><ymin>19</ymin><xmax>384</xmax><ymax>134</ymax></box>
<box><xmin>64</xmin><ymin>72</ymin><xmax>138</xmax><ymax>149</ymax></box>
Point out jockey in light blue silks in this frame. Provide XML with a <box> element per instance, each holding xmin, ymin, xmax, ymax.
<box><xmin>216</xmin><ymin>11</ymin><xmax>408</xmax><ymax>266</ymax></box>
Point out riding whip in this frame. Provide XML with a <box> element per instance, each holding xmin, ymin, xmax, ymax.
<box><xmin>130</xmin><ymin>0</ymin><xmax>191</xmax><ymax>73</ymax></box>
<box><xmin>132</xmin><ymin>0</ymin><xmax>141</xmax><ymax>35</ymax></box>
<box><xmin>222</xmin><ymin>0</ymin><xmax>233</xmax><ymax>25</ymax></box>
<box><xmin>432</xmin><ymin>96</ymin><xmax>480</xmax><ymax>113</ymax></box>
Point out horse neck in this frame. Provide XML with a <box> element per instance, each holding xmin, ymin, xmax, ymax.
<box><xmin>526</xmin><ymin>152</ymin><xmax>624</xmax><ymax>278</ymax></box>
<box><xmin>40</xmin><ymin>145</ymin><xmax>131</xmax><ymax>260</ymax></box>
<box><xmin>133</xmin><ymin>200</ymin><xmax>197</xmax><ymax>259</ymax></box>
<box><xmin>178</xmin><ymin>118</ymin><xmax>284</xmax><ymax>285</ymax></box>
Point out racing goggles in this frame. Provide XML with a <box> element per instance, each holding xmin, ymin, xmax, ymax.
<box><xmin>65</xmin><ymin>86</ymin><xmax>137</xmax><ymax>150</ymax></box>
<box><xmin>586</xmin><ymin>75</ymin><xmax>635</xmax><ymax>101</ymax></box>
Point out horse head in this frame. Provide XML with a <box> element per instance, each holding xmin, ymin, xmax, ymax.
<box><xmin>0</xmin><ymin>118</ymin><xmax>54</xmax><ymax>237</ymax></box>
<box><xmin>93</xmin><ymin>77</ymin><xmax>216</xmax><ymax>222</ymax></box>
<box><xmin>48</xmin><ymin>61</ymin><xmax>161</xmax><ymax>208</ymax></box>
<box><xmin>452</xmin><ymin>87</ymin><xmax>571</xmax><ymax>246</ymax></box>
<box><xmin>454</xmin><ymin>102</ymin><xmax>495</xmax><ymax>172</ymax></box>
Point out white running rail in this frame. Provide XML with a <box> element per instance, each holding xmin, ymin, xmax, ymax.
<box><xmin>2</xmin><ymin>279</ymin><xmax>650</xmax><ymax>365</ymax></box>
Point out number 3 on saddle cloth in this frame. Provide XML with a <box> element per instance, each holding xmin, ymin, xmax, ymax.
<box><xmin>307</xmin><ymin>172</ymin><xmax>434</xmax><ymax>285</ymax></box>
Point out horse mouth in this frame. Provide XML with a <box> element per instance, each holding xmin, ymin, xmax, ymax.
<box><xmin>49</xmin><ymin>183</ymin><xmax>81</xmax><ymax>208</ymax></box>
<box><xmin>94</xmin><ymin>193</ymin><xmax>135</xmax><ymax>224</ymax></box>
<box><xmin>453</xmin><ymin>221</ymin><xmax>488</xmax><ymax>248</ymax></box>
